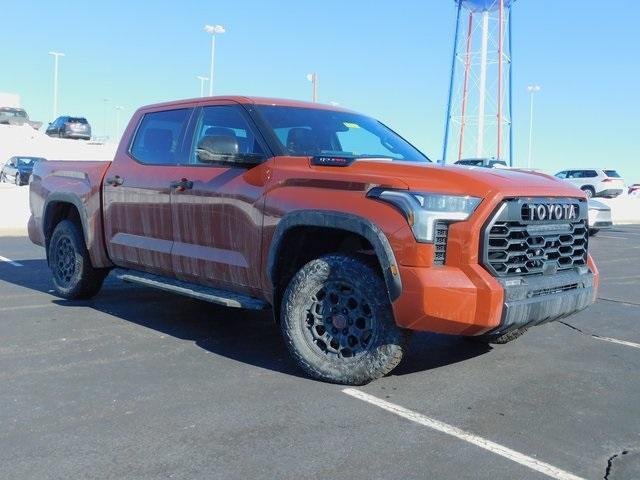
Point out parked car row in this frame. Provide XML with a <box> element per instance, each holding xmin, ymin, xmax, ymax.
<box><xmin>0</xmin><ymin>156</ymin><xmax>47</xmax><ymax>186</ymax></box>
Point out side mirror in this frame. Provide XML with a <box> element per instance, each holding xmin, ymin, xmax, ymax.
<box><xmin>196</xmin><ymin>135</ymin><xmax>263</xmax><ymax>166</ymax></box>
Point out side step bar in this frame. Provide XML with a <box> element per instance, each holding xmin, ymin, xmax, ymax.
<box><xmin>113</xmin><ymin>269</ymin><xmax>269</xmax><ymax>310</ymax></box>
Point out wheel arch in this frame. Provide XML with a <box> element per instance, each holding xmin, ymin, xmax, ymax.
<box><xmin>267</xmin><ymin>210</ymin><xmax>402</xmax><ymax>308</ymax></box>
<box><xmin>43</xmin><ymin>194</ymin><xmax>90</xmax><ymax>263</ymax></box>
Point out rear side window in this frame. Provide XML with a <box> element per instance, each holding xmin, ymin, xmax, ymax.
<box><xmin>604</xmin><ymin>170</ymin><xmax>621</xmax><ymax>178</ymax></box>
<box><xmin>582</xmin><ymin>170</ymin><xmax>598</xmax><ymax>178</ymax></box>
<box><xmin>130</xmin><ymin>109</ymin><xmax>192</xmax><ymax>165</ymax></box>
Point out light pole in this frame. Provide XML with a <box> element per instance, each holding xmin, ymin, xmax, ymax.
<box><xmin>306</xmin><ymin>73</ymin><xmax>318</xmax><ymax>102</ymax></box>
<box><xmin>114</xmin><ymin>106</ymin><xmax>124</xmax><ymax>138</ymax></box>
<box><xmin>48</xmin><ymin>51</ymin><xmax>65</xmax><ymax>119</ymax></box>
<box><xmin>196</xmin><ymin>76</ymin><xmax>209</xmax><ymax>97</ymax></box>
<box><xmin>204</xmin><ymin>24</ymin><xmax>225</xmax><ymax>97</ymax></box>
<box><xmin>527</xmin><ymin>85</ymin><xmax>541</xmax><ymax>169</ymax></box>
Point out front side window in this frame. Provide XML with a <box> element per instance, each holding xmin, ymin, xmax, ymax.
<box><xmin>130</xmin><ymin>109</ymin><xmax>192</xmax><ymax>165</ymax></box>
<box><xmin>255</xmin><ymin>105</ymin><xmax>429</xmax><ymax>162</ymax></box>
<box><xmin>189</xmin><ymin>105</ymin><xmax>265</xmax><ymax>165</ymax></box>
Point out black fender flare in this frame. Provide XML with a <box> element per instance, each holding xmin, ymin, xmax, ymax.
<box><xmin>267</xmin><ymin>210</ymin><xmax>402</xmax><ymax>302</ymax></box>
<box><xmin>42</xmin><ymin>193</ymin><xmax>91</xmax><ymax>250</ymax></box>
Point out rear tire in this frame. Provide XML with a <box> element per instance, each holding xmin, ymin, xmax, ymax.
<box><xmin>581</xmin><ymin>186</ymin><xmax>595</xmax><ymax>198</ymax></box>
<box><xmin>280</xmin><ymin>254</ymin><xmax>410</xmax><ymax>385</ymax></box>
<box><xmin>15</xmin><ymin>173</ymin><xmax>21</xmax><ymax>186</ymax></box>
<box><xmin>48</xmin><ymin>220</ymin><xmax>108</xmax><ymax>299</ymax></box>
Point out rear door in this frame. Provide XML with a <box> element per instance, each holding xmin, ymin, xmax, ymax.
<box><xmin>103</xmin><ymin>107</ymin><xmax>195</xmax><ymax>276</ymax></box>
<box><xmin>170</xmin><ymin>102</ymin><xmax>272</xmax><ymax>293</ymax></box>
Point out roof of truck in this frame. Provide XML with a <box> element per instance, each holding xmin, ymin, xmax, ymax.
<box><xmin>139</xmin><ymin>96</ymin><xmax>354</xmax><ymax>113</ymax></box>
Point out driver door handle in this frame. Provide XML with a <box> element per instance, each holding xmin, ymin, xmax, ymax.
<box><xmin>170</xmin><ymin>178</ymin><xmax>193</xmax><ymax>192</ymax></box>
<box><xmin>106</xmin><ymin>175</ymin><xmax>124</xmax><ymax>186</ymax></box>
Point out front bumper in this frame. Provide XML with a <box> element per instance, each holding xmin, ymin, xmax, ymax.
<box><xmin>392</xmin><ymin>263</ymin><xmax>597</xmax><ymax>336</ymax></box>
<box><xmin>488</xmin><ymin>268</ymin><xmax>595</xmax><ymax>337</ymax></box>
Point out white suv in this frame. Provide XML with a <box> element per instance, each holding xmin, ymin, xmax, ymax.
<box><xmin>554</xmin><ymin>169</ymin><xmax>624</xmax><ymax>198</ymax></box>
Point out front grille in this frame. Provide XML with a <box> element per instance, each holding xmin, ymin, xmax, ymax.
<box><xmin>482</xmin><ymin>199</ymin><xmax>589</xmax><ymax>277</ymax></box>
<box><xmin>433</xmin><ymin>221</ymin><xmax>449</xmax><ymax>266</ymax></box>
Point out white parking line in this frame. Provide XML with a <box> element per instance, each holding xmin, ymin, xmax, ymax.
<box><xmin>593</xmin><ymin>335</ymin><xmax>640</xmax><ymax>349</ymax></box>
<box><xmin>343</xmin><ymin>388</ymin><xmax>585</xmax><ymax>480</ymax></box>
<box><xmin>0</xmin><ymin>255</ymin><xmax>23</xmax><ymax>267</ymax></box>
<box><xmin>596</xmin><ymin>235</ymin><xmax>629</xmax><ymax>240</ymax></box>
<box><xmin>0</xmin><ymin>304</ymin><xmax>52</xmax><ymax>312</ymax></box>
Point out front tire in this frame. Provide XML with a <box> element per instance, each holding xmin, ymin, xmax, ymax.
<box><xmin>48</xmin><ymin>220</ymin><xmax>108</xmax><ymax>299</ymax></box>
<box><xmin>468</xmin><ymin>327</ymin><xmax>528</xmax><ymax>345</ymax></box>
<box><xmin>15</xmin><ymin>173</ymin><xmax>21</xmax><ymax>186</ymax></box>
<box><xmin>589</xmin><ymin>228</ymin><xmax>600</xmax><ymax>236</ymax></box>
<box><xmin>280</xmin><ymin>255</ymin><xmax>410</xmax><ymax>385</ymax></box>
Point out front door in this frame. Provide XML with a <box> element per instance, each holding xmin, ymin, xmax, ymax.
<box><xmin>103</xmin><ymin>107</ymin><xmax>194</xmax><ymax>276</ymax></box>
<box><xmin>170</xmin><ymin>103</ymin><xmax>272</xmax><ymax>293</ymax></box>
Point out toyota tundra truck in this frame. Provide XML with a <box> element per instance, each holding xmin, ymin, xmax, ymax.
<box><xmin>28</xmin><ymin>96</ymin><xmax>598</xmax><ymax>384</ymax></box>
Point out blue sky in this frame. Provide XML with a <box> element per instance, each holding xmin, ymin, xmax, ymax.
<box><xmin>2</xmin><ymin>0</ymin><xmax>639</xmax><ymax>182</ymax></box>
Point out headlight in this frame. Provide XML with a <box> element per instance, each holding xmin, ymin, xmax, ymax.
<box><xmin>367</xmin><ymin>189</ymin><xmax>481</xmax><ymax>243</ymax></box>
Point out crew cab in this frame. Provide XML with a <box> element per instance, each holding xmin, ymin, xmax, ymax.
<box><xmin>28</xmin><ymin>96</ymin><xmax>599</xmax><ymax>384</ymax></box>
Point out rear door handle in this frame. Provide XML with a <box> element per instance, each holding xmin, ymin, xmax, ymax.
<box><xmin>170</xmin><ymin>178</ymin><xmax>193</xmax><ymax>192</ymax></box>
<box><xmin>105</xmin><ymin>175</ymin><xmax>124</xmax><ymax>186</ymax></box>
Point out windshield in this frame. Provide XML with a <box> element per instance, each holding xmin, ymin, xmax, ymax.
<box><xmin>255</xmin><ymin>105</ymin><xmax>429</xmax><ymax>162</ymax></box>
<box><xmin>16</xmin><ymin>157</ymin><xmax>41</xmax><ymax>167</ymax></box>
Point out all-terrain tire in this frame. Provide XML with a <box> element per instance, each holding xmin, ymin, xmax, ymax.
<box><xmin>48</xmin><ymin>220</ymin><xmax>108</xmax><ymax>299</ymax></box>
<box><xmin>468</xmin><ymin>327</ymin><xmax>528</xmax><ymax>345</ymax></box>
<box><xmin>280</xmin><ymin>254</ymin><xmax>410</xmax><ymax>385</ymax></box>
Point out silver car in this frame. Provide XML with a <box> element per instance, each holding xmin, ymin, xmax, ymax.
<box><xmin>45</xmin><ymin>116</ymin><xmax>92</xmax><ymax>140</ymax></box>
<box><xmin>554</xmin><ymin>168</ymin><xmax>624</xmax><ymax>198</ymax></box>
<box><xmin>588</xmin><ymin>199</ymin><xmax>613</xmax><ymax>236</ymax></box>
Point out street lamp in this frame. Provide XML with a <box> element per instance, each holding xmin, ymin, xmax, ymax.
<box><xmin>204</xmin><ymin>24</ymin><xmax>225</xmax><ymax>97</ymax></box>
<box><xmin>527</xmin><ymin>85</ymin><xmax>541</xmax><ymax>169</ymax></box>
<box><xmin>306</xmin><ymin>73</ymin><xmax>318</xmax><ymax>102</ymax></box>
<box><xmin>48</xmin><ymin>51</ymin><xmax>65</xmax><ymax>119</ymax></box>
<box><xmin>196</xmin><ymin>76</ymin><xmax>209</xmax><ymax>97</ymax></box>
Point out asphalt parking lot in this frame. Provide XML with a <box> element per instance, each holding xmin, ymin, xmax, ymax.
<box><xmin>1</xmin><ymin>227</ymin><xmax>639</xmax><ymax>480</ymax></box>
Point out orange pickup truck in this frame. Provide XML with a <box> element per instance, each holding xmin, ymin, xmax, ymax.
<box><xmin>28</xmin><ymin>96</ymin><xmax>598</xmax><ymax>384</ymax></box>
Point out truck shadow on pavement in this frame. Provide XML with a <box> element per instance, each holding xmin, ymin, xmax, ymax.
<box><xmin>0</xmin><ymin>259</ymin><xmax>491</xmax><ymax>380</ymax></box>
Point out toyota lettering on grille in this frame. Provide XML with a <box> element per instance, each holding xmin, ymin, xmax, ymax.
<box><xmin>524</xmin><ymin>203</ymin><xmax>578</xmax><ymax>221</ymax></box>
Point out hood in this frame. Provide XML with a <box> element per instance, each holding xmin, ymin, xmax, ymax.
<box><xmin>347</xmin><ymin>160</ymin><xmax>585</xmax><ymax>199</ymax></box>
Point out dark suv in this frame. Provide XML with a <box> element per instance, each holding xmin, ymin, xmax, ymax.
<box><xmin>1</xmin><ymin>156</ymin><xmax>46</xmax><ymax>185</ymax></box>
<box><xmin>46</xmin><ymin>116</ymin><xmax>92</xmax><ymax>140</ymax></box>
